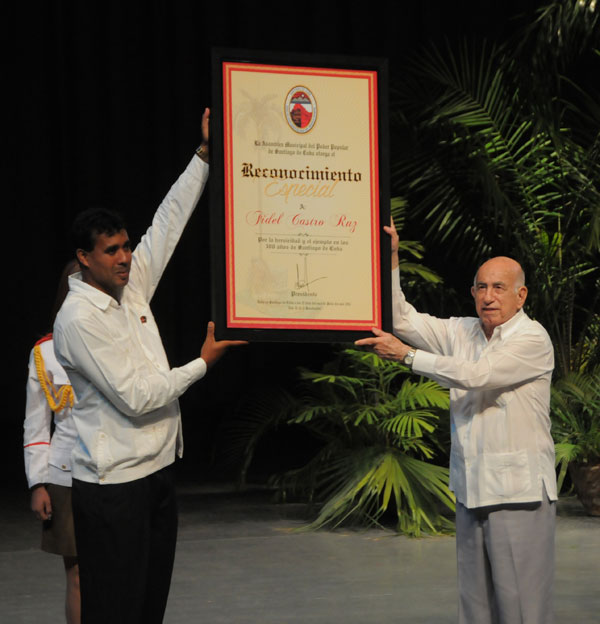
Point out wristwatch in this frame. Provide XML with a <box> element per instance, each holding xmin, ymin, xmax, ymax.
<box><xmin>403</xmin><ymin>348</ymin><xmax>416</xmax><ymax>368</ymax></box>
<box><xmin>195</xmin><ymin>143</ymin><xmax>209</xmax><ymax>163</ymax></box>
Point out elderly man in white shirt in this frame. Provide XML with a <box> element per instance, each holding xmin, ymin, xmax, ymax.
<box><xmin>54</xmin><ymin>109</ymin><xmax>245</xmax><ymax>624</ymax></box>
<box><xmin>356</xmin><ymin>222</ymin><xmax>556</xmax><ymax>624</ymax></box>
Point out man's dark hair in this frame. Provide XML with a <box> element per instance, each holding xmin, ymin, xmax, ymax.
<box><xmin>71</xmin><ymin>207</ymin><xmax>127</xmax><ymax>252</ymax></box>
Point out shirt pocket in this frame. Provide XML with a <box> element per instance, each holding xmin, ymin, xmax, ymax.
<box><xmin>483</xmin><ymin>385</ymin><xmax>517</xmax><ymax>409</ymax></box>
<box><xmin>135</xmin><ymin>422</ymin><xmax>167</xmax><ymax>459</ymax></box>
<box><xmin>48</xmin><ymin>446</ymin><xmax>72</xmax><ymax>472</ymax></box>
<box><xmin>482</xmin><ymin>450</ymin><xmax>531</xmax><ymax>498</ymax></box>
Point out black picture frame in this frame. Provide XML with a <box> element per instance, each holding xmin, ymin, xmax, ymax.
<box><xmin>210</xmin><ymin>47</ymin><xmax>390</xmax><ymax>343</ymax></box>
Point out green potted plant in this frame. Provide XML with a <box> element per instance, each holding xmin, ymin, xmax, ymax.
<box><xmin>279</xmin><ymin>347</ymin><xmax>455</xmax><ymax>536</ymax></box>
<box><xmin>220</xmin><ymin>345</ymin><xmax>455</xmax><ymax>536</ymax></box>
<box><xmin>552</xmin><ymin>366</ymin><xmax>600</xmax><ymax>515</ymax></box>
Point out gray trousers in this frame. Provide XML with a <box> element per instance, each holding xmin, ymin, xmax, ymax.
<box><xmin>456</xmin><ymin>489</ymin><xmax>555</xmax><ymax>624</ymax></box>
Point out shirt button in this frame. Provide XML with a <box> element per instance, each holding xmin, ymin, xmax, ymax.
<box><xmin>61</xmin><ymin>464</ymin><xmax>67</xmax><ymax>470</ymax></box>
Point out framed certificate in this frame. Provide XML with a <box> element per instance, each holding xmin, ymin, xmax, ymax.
<box><xmin>210</xmin><ymin>48</ymin><xmax>390</xmax><ymax>342</ymax></box>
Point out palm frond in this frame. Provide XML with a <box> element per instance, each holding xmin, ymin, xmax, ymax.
<box><xmin>395</xmin><ymin>379</ymin><xmax>451</xmax><ymax>410</ymax></box>
<box><xmin>551</xmin><ymin>366</ymin><xmax>600</xmax><ymax>492</ymax></box>
<box><xmin>300</xmin><ymin>448</ymin><xmax>455</xmax><ymax>537</ymax></box>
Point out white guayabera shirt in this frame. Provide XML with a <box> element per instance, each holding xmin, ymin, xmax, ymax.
<box><xmin>54</xmin><ymin>158</ymin><xmax>209</xmax><ymax>485</ymax></box>
<box><xmin>391</xmin><ymin>269</ymin><xmax>557</xmax><ymax>508</ymax></box>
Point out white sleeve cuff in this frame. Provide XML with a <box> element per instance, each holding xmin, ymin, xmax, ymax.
<box><xmin>412</xmin><ymin>349</ymin><xmax>438</xmax><ymax>376</ymax></box>
<box><xmin>186</xmin><ymin>357</ymin><xmax>208</xmax><ymax>382</ymax></box>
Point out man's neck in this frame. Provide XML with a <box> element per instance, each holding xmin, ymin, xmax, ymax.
<box><xmin>81</xmin><ymin>273</ymin><xmax>123</xmax><ymax>303</ymax></box>
<box><xmin>482</xmin><ymin>309</ymin><xmax>523</xmax><ymax>341</ymax></box>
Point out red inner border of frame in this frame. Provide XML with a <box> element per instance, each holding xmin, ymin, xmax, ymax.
<box><xmin>223</xmin><ymin>62</ymin><xmax>380</xmax><ymax>331</ymax></box>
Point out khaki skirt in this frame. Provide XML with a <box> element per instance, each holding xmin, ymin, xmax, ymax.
<box><xmin>41</xmin><ymin>484</ymin><xmax>77</xmax><ymax>557</ymax></box>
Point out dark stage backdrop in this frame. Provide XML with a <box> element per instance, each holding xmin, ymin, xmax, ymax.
<box><xmin>6</xmin><ymin>0</ymin><xmax>545</xmax><ymax>489</ymax></box>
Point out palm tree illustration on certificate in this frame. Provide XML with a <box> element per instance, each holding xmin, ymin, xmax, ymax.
<box><xmin>234</xmin><ymin>89</ymin><xmax>294</xmax><ymax>318</ymax></box>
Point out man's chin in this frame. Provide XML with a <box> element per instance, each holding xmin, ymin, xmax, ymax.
<box><xmin>480</xmin><ymin>312</ymin><xmax>500</xmax><ymax>329</ymax></box>
<box><xmin>480</xmin><ymin>310</ymin><xmax>499</xmax><ymax>321</ymax></box>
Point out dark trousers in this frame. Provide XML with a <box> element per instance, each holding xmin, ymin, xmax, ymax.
<box><xmin>72</xmin><ymin>465</ymin><xmax>178</xmax><ymax>624</ymax></box>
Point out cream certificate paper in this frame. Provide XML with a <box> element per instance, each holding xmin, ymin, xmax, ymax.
<box><xmin>223</xmin><ymin>62</ymin><xmax>381</xmax><ymax>331</ymax></box>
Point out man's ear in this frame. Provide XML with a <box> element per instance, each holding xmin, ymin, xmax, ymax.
<box><xmin>76</xmin><ymin>248</ymin><xmax>89</xmax><ymax>270</ymax></box>
<box><xmin>517</xmin><ymin>285</ymin><xmax>528</xmax><ymax>309</ymax></box>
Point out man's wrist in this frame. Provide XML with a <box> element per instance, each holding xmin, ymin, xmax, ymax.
<box><xmin>402</xmin><ymin>348</ymin><xmax>416</xmax><ymax>368</ymax></box>
<box><xmin>195</xmin><ymin>142</ymin><xmax>209</xmax><ymax>163</ymax></box>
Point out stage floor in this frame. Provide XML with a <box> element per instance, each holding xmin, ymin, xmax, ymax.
<box><xmin>2</xmin><ymin>485</ymin><xmax>598</xmax><ymax>623</ymax></box>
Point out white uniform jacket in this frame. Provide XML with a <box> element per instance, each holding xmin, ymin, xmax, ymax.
<box><xmin>24</xmin><ymin>336</ymin><xmax>78</xmax><ymax>488</ymax></box>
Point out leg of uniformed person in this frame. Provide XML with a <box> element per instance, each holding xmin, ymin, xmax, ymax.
<box><xmin>64</xmin><ymin>556</ymin><xmax>81</xmax><ymax>624</ymax></box>
<box><xmin>72</xmin><ymin>465</ymin><xmax>178</xmax><ymax>624</ymax></box>
<box><xmin>457</xmin><ymin>487</ymin><xmax>555</xmax><ymax>624</ymax></box>
<box><xmin>42</xmin><ymin>484</ymin><xmax>81</xmax><ymax>623</ymax></box>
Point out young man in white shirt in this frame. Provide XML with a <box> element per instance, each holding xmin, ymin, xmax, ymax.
<box><xmin>54</xmin><ymin>109</ymin><xmax>244</xmax><ymax>623</ymax></box>
<box><xmin>356</xmin><ymin>222</ymin><xmax>556</xmax><ymax>624</ymax></box>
